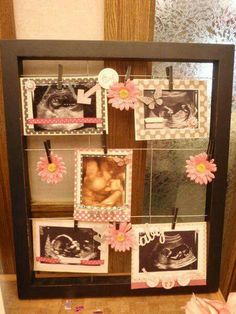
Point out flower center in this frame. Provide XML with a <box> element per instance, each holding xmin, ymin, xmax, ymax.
<box><xmin>47</xmin><ymin>163</ymin><xmax>57</xmax><ymax>173</ymax></box>
<box><xmin>119</xmin><ymin>88</ymin><xmax>129</xmax><ymax>99</ymax></box>
<box><xmin>116</xmin><ymin>233</ymin><xmax>125</xmax><ymax>242</ymax></box>
<box><xmin>196</xmin><ymin>163</ymin><xmax>206</xmax><ymax>173</ymax></box>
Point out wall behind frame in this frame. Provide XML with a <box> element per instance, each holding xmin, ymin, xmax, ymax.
<box><xmin>13</xmin><ymin>0</ymin><xmax>104</xmax><ymax>40</ymax></box>
<box><xmin>13</xmin><ymin>0</ymin><xmax>105</xmax><ymax>203</ymax></box>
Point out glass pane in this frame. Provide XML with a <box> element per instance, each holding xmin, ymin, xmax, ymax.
<box><xmin>143</xmin><ymin>148</ymin><xmax>207</xmax><ymax>216</ymax></box>
<box><xmin>152</xmin><ymin>0</ymin><xmax>236</xmax><ymax>225</ymax></box>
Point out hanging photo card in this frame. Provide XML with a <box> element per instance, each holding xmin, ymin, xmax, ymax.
<box><xmin>74</xmin><ymin>149</ymin><xmax>133</xmax><ymax>222</ymax></box>
<box><xmin>131</xmin><ymin>222</ymin><xmax>207</xmax><ymax>289</ymax></box>
<box><xmin>20</xmin><ymin>77</ymin><xmax>108</xmax><ymax>135</ymax></box>
<box><xmin>32</xmin><ymin>219</ymin><xmax>109</xmax><ymax>273</ymax></box>
<box><xmin>134</xmin><ymin>79</ymin><xmax>208</xmax><ymax>140</ymax></box>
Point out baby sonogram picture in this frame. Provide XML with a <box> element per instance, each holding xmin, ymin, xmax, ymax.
<box><xmin>20</xmin><ymin>77</ymin><xmax>108</xmax><ymax>135</ymax></box>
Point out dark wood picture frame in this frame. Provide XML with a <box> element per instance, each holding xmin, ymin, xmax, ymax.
<box><xmin>0</xmin><ymin>40</ymin><xmax>234</xmax><ymax>299</ymax></box>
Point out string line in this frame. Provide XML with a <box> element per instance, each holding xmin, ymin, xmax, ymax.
<box><xmin>28</xmin><ymin>214</ymin><xmax>207</xmax><ymax>220</ymax></box>
<box><xmin>88</xmin><ymin>135</ymin><xmax>91</xmax><ymax>148</ymax></box>
<box><xmin>27</xmin><ymin>137</ymin><xmax>207</xmax><ymax>224</ymax></box>
<box><xmin>86</xmin><ymin>61</ymin><xmax>89</xmax><ymax>77</ymax></box>
<box><xmin>24</xmin><ymin>147</ymin><xmax>205</xmax><ymax>152</ymax></box>
<box><xmin>149</xmin><ymin>142</ymin><xmax>153</xmax><ymax>224</ymax></box>
<box><xmin>20</xmin><ymin>74</ymin><xmax>215</xmax><ymax>80</ymax></box>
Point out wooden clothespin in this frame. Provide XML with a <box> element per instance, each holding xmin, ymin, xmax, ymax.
<box><xmin>102</xmin><ymin>130</ymin><xmax>108</xmax><ymax>154</ymax></box>
<box><xmin>125</xmin><ymin>65</ymin><xmax>132</xmax><ymax>82</ymax></box>
<box><xmin>43</xmin><ymin>140</ymin><xmax>52</xmax><ymax>164</ymax></box>
<box><xmin>74</xmin><ymin>220</ymin><xmax>78</xmax><ymax>232</ymax></box>
<box><xmin>57</xmin><ymin>64</ymin><xmax>63</xmax><ymax>90</ymax></box>
<box><xmin>171</xmin><ymin>207</ymin><xmax>179</xmax><ymax>230</ymax></box>
<box><xmin>46</xmin><ymin>139</ymin><xmax>51</xmax><ymax>150</ymax></box>
<box><xmin>207</xmin><ymin>139</ymin><xmax>215</xmax><ymax>160</ymax></box>
<box><xmin>166</xmin><ymin>66</ymin><xmax>173</xmax><ymax>91</ymax></box>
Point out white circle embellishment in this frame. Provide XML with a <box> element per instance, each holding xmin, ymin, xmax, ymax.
<box><xmin>98</xmin><ymin>68</ymin><xmax>119</xmax><ymax>89</ymax></box>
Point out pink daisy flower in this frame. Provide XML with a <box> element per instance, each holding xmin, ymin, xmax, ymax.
<box><xmin>185</xmin><ymin>152</ymin><xmax>217</xmax><ymax>185</ymax></box>
<box><xmin>36</xmin><ymin>153</ymin><xmax>67</xmax><ymax>184</ymax></box>
<box><xmin>107</xmin><ymin>79</ymin><xmax>139</xmax><ymax>111</ymax></box>
<box><xmin>106</xmin><ymin>222</ymin><xmax>136</xmax><ymax>252</ymax></box>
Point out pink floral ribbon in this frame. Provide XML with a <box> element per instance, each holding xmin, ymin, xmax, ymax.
<box><xmin>27</xmin><ymin>117</ymin><xmax>102</xmax><ymax>124</ymax></box>
<box><xmin>36</xmin><ymin>256</ymin><xmax>60</xmax><ymax>264</ymax></box>
<box><xmin>80</xmin><ymin>260</ymin><xmax>104</xmax><ymax>265</ymax></box>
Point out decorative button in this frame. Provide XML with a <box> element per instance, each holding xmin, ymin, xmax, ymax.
<box><xmin>177</xmin><ymin>274</ymin><xmax>191</xmax><ymax>286</ymax></box>
<box><xmin>25</xmin><ymin>80</ymin><xmax>36</xmax><ymax>92</ymax></box>
<box><xmin>162</xmin><ymin>279</ymin><xmax>175</xmax><ymax>289</ymax></box>
<box><xmin>146</xmin><ymin>277</ymin><xmax>159</xmax><ymax>288</ymax></box>
<box><xmin>98</xmin><ymin>68</ymin><xmax>119</xmax><ymax>89</ymax></box>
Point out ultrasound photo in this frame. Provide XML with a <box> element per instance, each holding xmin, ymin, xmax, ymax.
<box><xmin>139</xmin><ymin>231</ymin><xmax>198</xmax><ymax>272</ymax></box>
<box><xmin>21</xmin><ymin>77</ymin><xmax>107</xmax><ymax>135</ymax></box>
<box><xmin>34</xmin><ymin>85</ymin><xmax>84</xmax><ymax>131</ymax></box>
<box><xmin>74</xmin><ymin>149</ymin><xmax>133</xmax><ymax>222</ymax></box>
<box><xmin>143</xmin><ymin>89</ymin><xmax>199</xmax><ymax>130</ymax></box>
<box><xmin>131</xmin><ymin>223</ymin><xmax>207</xmax><ymax>290</ymax></box>
<box><xmin>81</xmin><ymin>156</ymin><xmax>126</xmax><ymax>208</ymax></box>
<box><xmin>40</xmin><ymin>225</ymin><xmax>100</xmax><ymax>261</ymax></box>
<box><xmin>134</xmin><ymin>79</ymin><xmax>208</xmax><ymax>141</ymax></box>
<box><xmin>33</xmin><ymin>220</ymin><xmax>109</xmax><ymax>273</ymax></box>
<box><xmin>33</xmin><ymin>82</ymin><xmax>97</xmax><ymax>131</ymax></box>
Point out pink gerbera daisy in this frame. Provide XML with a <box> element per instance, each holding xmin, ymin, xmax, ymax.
<box><xmin>106</xmin><ymin>222</ymin><xmax>136</xmax><ymax>252</ymax></box>
<box><xmin>185</xmin><ymin>152</ymin><xmax>217</xmax><ymax>185</ymax></box>
<box><xmin>107</xmin><ymin>79</ymin><xmax>139</xmax><ymax>111</ymax></box>
<box><xmin>36</xmin><ymin>152</ymin><xmax>67</xmax><ymax>184</ymax></box>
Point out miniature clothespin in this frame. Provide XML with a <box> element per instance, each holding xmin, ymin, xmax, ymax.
<box><xmin>166</xmin><ymin>66</ymin><xmax>173</xmax><ymax>91</ymax></box>
<box><xmin>207</xmin><ymin>139</ymin><xmax>215</xmax><ymax>161</ymax></box>
<box><xmin>57</xmin><ymin>64</ymin><xmax>63</xmax><ymax>90</ymax></box>
<box><xmin>125</xmin><ymin>65</ymin><xmax>132</xmax><ymax>82</ymax></box>
<box><xmin>43</xmin><ymin>140</ymin><xmax>52</xmax><ymax>164</ymax></box>
<box><xmin>74</xmin><ymin>220</ymin><xmax>78</xmax><ymax>232</ymax></box>
<box><xmin>46</xmin><ymin>139</ymin><xmax>51</xmax><ymax>150</ymax></box>
<box><xmin>171</xmin><ymin>207</ymin><xmax>179</xmax><ymax>230</ymax></box>
<box><xmin>102</xmin><ymin>130</ymin><xmax>108</xmax><ymax>154</ymax></box>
